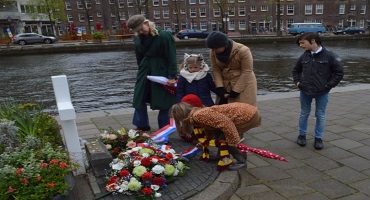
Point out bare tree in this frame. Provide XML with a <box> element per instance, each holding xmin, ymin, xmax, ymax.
<box><xmin>212</xmin><ymin>0</ymin><xmax>235</xmax><ymax>33</ymax></box>
<box><xmin>79</xmin><ymin>0</ymin><xmax>94</xmax><ymax>34</ymax></box>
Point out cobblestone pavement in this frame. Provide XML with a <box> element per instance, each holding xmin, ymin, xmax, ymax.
<box><xmin>74</xmin><ymin>84</ymin><xmax>370</xmax><ymax>200</ymax></box>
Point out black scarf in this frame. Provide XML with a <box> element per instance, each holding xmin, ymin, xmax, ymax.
<box><xmin>215</xmin><ymin>39</ymin><xmax>233</xmax><ymax>64</ymax></box>
<box><xmin>139</xmin><ymin>34</ymin><xmax>154</xmax><ymax>54</ymax></box>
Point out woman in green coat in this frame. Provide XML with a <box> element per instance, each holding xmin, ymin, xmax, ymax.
<box><xmin>127</xmin><ymin>15</ymin><xmax>177</xmax><ymax>130</ymax></box>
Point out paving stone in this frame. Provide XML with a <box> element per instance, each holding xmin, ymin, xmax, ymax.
<box><xmin>286</xmin><ymin>166</ymin><xmax>329</xmax><ymax>183</ymax></box>
<box><xmin>339</xmin><ymin>156</ymin><xmax>370</xmax><ymax>171</ymax></box>
<box><xmin>308</xmin><ymin>179</ymin><xmax>357</xmax><ymax>199</ymax></box>
<box><xmin>283</xmin><ymin>147</ymin><xmax>321</xmax><ymax>160</ymax></box>
<box><xmin>336</xmin><ymin>193</ymin><xmax>370</xmax><ymax>200</ymax></box>
<box><xmin>325</xmin><ymin>166</ymin><xmax>369</xmax><ymax>184</ymax></box>
<box><xmin>289</xmin><ymin>192</ymin><xmax>330</xmax><ymax>200</ymax></box>
<box><xmin>350</xmin><ymin>146</ymin><xmax>370</xmax><ymax>159</ymax></box>
<box><xmin>266</xmin><ymin>178</ymin><xmax>315</xmax><ymax>198</ymax></box>
<box><xmin>248</xmin><ymin>165</ymin><xmax>291</xmax><ymax>181</ymax></box>
<box><xmin>329</xmin><ymin>138</ymin><xmax>364</xmax><ymax>150</ymax></box>
<box><xmin>303</xmin><ymin>156</ymin><xmax>342</xmax><ymax>171</ymax></box>
<box><xmin>349</xmin><ymin>179</ymin><xmax>370</xmax><ymax>196</ymax></box>
<box><xmin>235</xmin><ymin>184</ymin><xmax>271</xmax><ymax>197</ymax></box>
<box><xmin>246</xmin><ymin>191</ymin><xmax>286</xmax><ymax>200</ymax></box>
<box><xmin>316</xmin><ymin>146</ymin><xmax>354</xmax><ymax>160</ymax></box>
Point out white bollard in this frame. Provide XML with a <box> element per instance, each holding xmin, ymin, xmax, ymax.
<box><xmin>51</xmin><ymin>75</ymin><xmax>86</xmax><ymax>175</ymax></box>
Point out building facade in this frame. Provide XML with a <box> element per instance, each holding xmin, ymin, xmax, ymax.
<box><xmin>1</xmin><ymin>0</ymin><xmax>370</xmax><ymax>37</ymax></box>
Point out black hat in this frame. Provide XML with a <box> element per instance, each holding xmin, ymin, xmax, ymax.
<box><xmin>206</xmin><ymin>31</ymin><xmax>229</xmax><ymax>49</ymax></box>
<box><xmin>127</xmin><ymin>15</ymin><xmax>145</xmax><ymax>32</ymax></box>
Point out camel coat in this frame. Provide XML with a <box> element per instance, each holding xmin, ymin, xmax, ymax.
<box><xmin>210</xmin><ymin>41</ymin><xmax>258</xmax><ymax>106</ymax></box>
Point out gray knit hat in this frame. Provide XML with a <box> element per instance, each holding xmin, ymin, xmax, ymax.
<box><xmin>127</xmin><ymin>15</ymin><xmax>145</xmax><ymax>32</ymax></box>
<box><xmin>206</xmin><ymin>31</ymin><xmax>229</xmax><ymax>49</ymax></box>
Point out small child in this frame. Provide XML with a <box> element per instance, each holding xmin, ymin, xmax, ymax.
<box><xmin>177</xmin><ymin>53</ymin><xmax>218</xmax><ymax>107</ymax></box>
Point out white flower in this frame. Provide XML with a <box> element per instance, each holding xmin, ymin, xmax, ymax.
<box><xmin>128</xmin><ymin>129</ymin><xmax>138</xmax><ymax>138</ymax></box>
<box><xmin>105</xmin><ymin>144</ymin><xmax>112</xmax><ymax>150</ymax></box>
<box><xmin>151</xmin><ymin>158</ymin><xmax>158</xmax><ymax>164</ymax></box>
<box><xmin>142</xmin><ymin>153</ymin><xmax>149</xmax><ymax>158</ymax></box>
<box><xmin>133</xmin><ymin>160</ymin><xmax>141</xmax><ymax>167</ymax></box>
<box><xmin>155</xmin><ymin>192</ymin><xmax>162</xmax><ymax>198</ymax></box>
<box><xmin>111</xmin><ymin>160</ymin><xmax>125</xmax><ymax>170</ymax></box>
<box><xmin>131</xmin><ymin>147</ymin><xmax>142</xmax><ymax>152</ymax></box>
<box><xmin>173</xmin><ymin>168</ymin><xmax>179</xmax><ymax>176</ymax></box>
<box><xmin>151</xmin><ymin>165</ymin><xmax>165</xmax><ymax>174</ymax></box>
<box><xmin>151</xmin><ymin>185</ymin><xmax>160</xmax><ymax>191</ymax></box>
<box><xmin>119</xmin><ymin>182</ymin><xmax>129</xmax><ymax>191</ymax></box>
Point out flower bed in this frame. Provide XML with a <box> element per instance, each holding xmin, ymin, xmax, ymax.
<box><xmin>100</xmin><ymin>128</ymin><xmax>190</xmax><ymax>199</ymax></box>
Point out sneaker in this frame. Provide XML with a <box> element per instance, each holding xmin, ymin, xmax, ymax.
<box><xmin>297</xmin><ymin>135</ymin><xmax>306</xmax><ymax>147</ymax></box>
<box><xmin>314</xmin><ymin>138</ymin><xmax>323</xmax><ymax>150</ymax></box>
<box><xmin>227</xmin><ymin>161</ymin><xmax>246</xmax><ymax>171</ymax></box>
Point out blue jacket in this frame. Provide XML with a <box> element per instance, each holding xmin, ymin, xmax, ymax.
<box><xmin>292</xmin><ymin>47</ymin><xmax>344</xmax><ymax>95</ymax></box>
<box><xmin>177</xmin><ymin>73</ymin><xmax>217</xmax><ymax>106</ymax></box>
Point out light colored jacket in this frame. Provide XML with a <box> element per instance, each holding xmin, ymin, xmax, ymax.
<box><xmin>210</xmin><ymin>41</ymin><xmax>258</xmax><ymax>106</ymax></box>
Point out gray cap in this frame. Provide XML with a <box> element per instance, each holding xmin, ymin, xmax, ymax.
<box><xmin>127</xmin><ymin>15</ymin><xmax>145</xmax><ymax>32</ymax></box>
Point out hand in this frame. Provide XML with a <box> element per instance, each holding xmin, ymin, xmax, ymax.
<box><xmin>224</xmin><ymin>93</ymin><xmax>229</xmax><ymax>98</ymax></box>
<box><xmin>167</xmin><ymin>79</ymin><xmax>176</xmax><ymax>87</ymax></box>
<box><xmin>228</xmin><ymin>90</ymin><xmax>240</xmax><ymax>98</ymax></box>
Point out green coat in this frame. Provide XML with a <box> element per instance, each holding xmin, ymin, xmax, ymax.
<box><xmin>132</xmin><ymin>30</ymin><xmax>177</xmax><ymax>110</ymax></box>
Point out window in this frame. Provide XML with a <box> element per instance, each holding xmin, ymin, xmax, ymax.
<box><xmin>200</xmin><ymin>21</ymin><xmax>207</xmax><ymax>30</ymax></box>
<box><xmin>95</xmin><ymin>0</ymin><xmax>100</xmax><ymax>4</ymax></box>
<box><xmin>109</xmin><ymin>0</ymin><xmax>114</xmax><ymax>4</ymax></box>
<box><xmin>277</xmin><ymin>5</ymin><xmax>283</xmax><ymax>15</ymax></box>
<box><xmin>189</xmin><ymin>0</ymin><xmax>195</xmax><ymax>4</ymax></box>
<box><xmin>199</xmin><ymin>0</ymin><xmax>206</xmax><ymax>4</ymax></box>
<box><xmin>239</xmin><ymin>20</ymin><xmax>246</xmax><ymax>30</ymax></box>
<box><xmin>360</xmin><ymin>5</ymin><xmax>366</xmax><ymax>14</ymax></box>
<box><xmin>316</xmin><ymin>4</ymin><xmax>323</xmax><ymax>14</ymax></box>
<box><xmin>190</xmin><ymin>8</ymin><xmax>196</xmax><ymax>17</ymax></box>
<box><xmin>238</xmin><ymin>0</ymin><xmax>245</xmax><ymax>2</ymax></box>
<box><xmin>153</xmin><ymin>0</ymin><xmax>159</xmax><ymax>6</ymax></box>
<box><xmin>199</xmin><ymin>8</ymin><xmax>206</xmax><ymax>17</ymax></box>
<box><xmin>164</xmin><ymin>22</ymin><xmax>170</xmax><ymax>30</ymax></box>
<box><xmin>251</xmin><ymin>5</ymin><xmax>256</xmax><ymax>12</ymax></box>
<box><xmin>359</xmin><ymin>19</ymin><xmax>364</xmax><ymax>28</ymax></box>
<box><xmin>119</xmin><ymin>0</ymin><xmax>124</xmax><ymax>8</ymax></box>
<box><xmin>97</xmin><ymin>12</ymin><xmax>102</xmax><ymax>17</ymax></box>
<box><xmin>228</xmin><ymin>0</ymin><xmax>234</xmax><ymax>3</ymax></box>
<box><xmin>86</xmin><ymin>0</ymin><xmax>92</xmax><ymax>9</ymax></box>
<box><xmin>214</xmin><ymin>8</ymin><xmax>220</xmax><ymax>17</ymax></box>
<box><xmin>154</xmin><ymin>10</ymin><xmax>160</xmax><ymax>19</ymax></box>
<box><xmin>287</xmin><ymin>5</ymin><xmax>294</xmax><ymax>15</ymax></box>
<box><xmin>67</xmin><ymin>14</ymin><xmax>73</xmax><ymax>22</ymax></box>
<box><xmin>77</xmin><ymin>1</ymin><xmax>83</xmax><ymax>9</ymax></box>
<box><xmin>111</xmin><ymin>12</ymin><xmax>116</xmax><ymax>17</ymax></box>
<box><xmin>229</xmin><ymin>20</ymin><xmax>235</xmax><ymax>31</ymax></box>
<box><xmin>79</xmin><ymin>13</ymin><xmax>85</xmax><ymax>22</ymax></box>
<box><xmin>162</xmin><ymin>0</ymin><xmax>168</xmax><ymax>5</ymax></box>
<box><xmin>163</xmin><ymin>10</ymin><xmax>169</xmax><ymax>18</ymax></box>
<box><xmin>261</xmin><ymin>5</ymin><xmax>268</xmax><ymax>11</ymax></box>
<box><xmin>127</xmin><ymin>0</ymin><xmax>133</xmax><ymax>7</ymax></box>
<box><xmin>120</xmin><ymin>12</ymin><xmax>126</xmax><ymax>20</ymax></box>
<box><xmin>65</xmin><ymin>2</ymin><xmax>72</xmax><ymax>10</ymax></box>
<box><xmin>228</xmin><ymin>7</ymin><xmax>235</xmax><ymax>16</ymax></box>
<box><xmin>287</xmin><ymin>19</ymin><xmax>294</xmax><ymax>27</ymax></box>
<box><xmin>305</xmin><ymin>5</ymin><xmax>312</xmax><ymax>15</ymax></box>
<box><xmin>350</xmin><ymin>5</ymin><xmax>356</xmax><ymax>11</ymax></box>
<box><xmin>339</xmin><ymin>4</ymin><xmax>345</xmax><ymax>14</ymax></box>
<box><xmin>180</xmin><ymin>9</ymin><xmax>185</xmax><ymax>14</ymax></box>
<box><xmin>239</xmin><ymin>7</ymin><xmax>245</xmax><ymax>16</ymax></box>
<box><xmin>88</xmin><ymin>15</ymin><xmax>93</xmax><ymax>21</ymax></box>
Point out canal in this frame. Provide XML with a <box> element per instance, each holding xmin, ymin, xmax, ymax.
<box><xmin>0</xmin><ymin>40</ymin><xmax>369</xmax><ymax>113</ymax></box>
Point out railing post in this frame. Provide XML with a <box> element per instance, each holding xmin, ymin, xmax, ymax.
<box><xmin>51</xmin><ymin>75</ymin><xmax>86</xmax><ymax>175</ymax></box>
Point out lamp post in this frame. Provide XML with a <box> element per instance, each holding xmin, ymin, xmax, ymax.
<box><xmin>224</xmin><ymin>12</ymin><xmax>228</xmax><ymax>34</ymax></box>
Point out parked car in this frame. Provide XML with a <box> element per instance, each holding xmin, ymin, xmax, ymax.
<box><xmin>176</xmin><ymin>29</ymin><xmax>210</xmax><ymax>39</ymax></box>
<box><xmin>12</xmin><ymin>33</ymin><xmax>58</xmax><ymax>45</ymax></box>
<box><xmin>333</xmin><ymin>27</ymin><xmax>366</xmax><ymax>35</ymax></box>
<box><xmin>165</xmin><ymin>28</ymin><xmax>176</xmax><ymax>35</ymax></box>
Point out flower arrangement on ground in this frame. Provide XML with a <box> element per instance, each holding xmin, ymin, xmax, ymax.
<box><xmin>103</xmin><ymin>129</ymin><xmax>189</xmax><ymax>200</ymax></box>
<box><xmin>100</xmin><ymin>128</ymin><xmax>151</xmax><ymax>157</ymax></box>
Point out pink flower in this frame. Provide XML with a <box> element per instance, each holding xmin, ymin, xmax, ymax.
<box><xmin>37</xmin><ymin>176</ymin><xmax>42</xmax><ymax>181</ymax></box>
<box><xmin>15</xmin><ymin>168</ymin><xmax>23</xmax><ymax>175</ymax></box>
<box><xmin>46</xmin><ymin>183</ymin><xmax>55</xmax><ymax>188</ymax></box>
<box><xmin>40</xmin><ymin>163</ymin><xmax>48</xmax><ymax>167</ymax></box>
<box><xmin>7</xmin><ymin>186</ymin><xmax>16</xmax><ymax>193</ymax></box>
<box><xmin>126</xmin><ymin>141</ymin><xmax>136</xmax><ymax>148</ymax></box>
<box><xmin>59</xmin><ymin>162</ymin><xmax>68</xmax><ymax>168</ymax></box>
<box><xmin>109</xmin><ymin>134</ymin><xmax>117</xmax><ymax>140</ymax></box>
<box><xmin>21</xmin><ymin>178</ymin><xmax>29</xmax><ymax>184</ymax></box>
<box><xmin>142</xmin><ymin>133</ymin><xmax>150</xmax><ymax>137</ymax></box>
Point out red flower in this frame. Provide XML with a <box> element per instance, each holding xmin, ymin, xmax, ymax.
<box><xmin>107</xmin><ymin>176</ymin><xmax>119</xmax><ymax>185</ymax></box>
<box><xmin>152</xmin><ymin>177</ymin><xmax>165</xmax><ymax>186</ymax></box>
<box><xmin>7</xmin><ymin>186</ymin><xmax>16</xmax><ymax>193</ymax></box>
<box><xmin>165</xmin><ymin>153</ymin><xmax>173</xmax><ymax>160</ymax></box>
<box><xmin>141</xmin><ymin>172</ymin><xmax>153</xmax><ymax>180</ymax></box>
<box><xmin>59</xmin><ymin>162</ymin><xmax>68</xmax><ymax>168</ymax></box>
<box><xmin>15</xmin><ymin>168</ymin><xmax>23</xmax><ymax>175</ymax></box>
<box><xmin>141</xmin><ymin>187</ymin><xmax>153</xmax><ymax>195</ymax></box>
<box><xmin>119</xmin><ymin>169</ymin><xmax>130</xmax><ymax>177</ymax></box>
<box><xmin>21</xmin><ymin>178</ymin><xmax>29</xmax><ymax>184</ymax></box>
<box><xmin>36</xmin><ymin>176</ymin><xmax>42</xmax><ymax>181</ymax></box>
<box><xmin>141</xmin><ymin>157</ymin><xmax>152</xmax><ymax>167</ymax></box>
<box><xmin>46</xmin><ymin>183</ymin><xmax>55</xmax><ymax>188</ymax></box>
<box><xmin>40</xmin><ymin>163</ymin><xmax>48</xmax><ymax>167</ymax></box>
<box><xmin>49</xmin><ymin>159</ymin><xmax>59</xmax><ymax>165</ymax></box>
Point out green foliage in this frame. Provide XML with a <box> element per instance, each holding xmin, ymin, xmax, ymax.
<box><xmin>0</xmin><ymin>0</ymin><xmax>13</xmax><ymax>6</ymax></box>
<box><xmin>92</xmin><ymin>31</ymin><xmax>105</xmax><ymax>39</ymax></box>
<box><xmin>0</xmin><ymin>102</ymin><xmax>63</xmax><ymax>147</ymax></box>
<box><xmin>0</xmin><ymin>143</ymin><xmax>78</xmax><ymax>200</ymax></box>
<box><xmin>25</xmin><ymin>0</ymin><xmax>67</xmax><ymax>24</ymax></box>
<box><xmin>0</xmin><ymin>119</ymin><xmax>20</xmax><ymax>153</ymax></box>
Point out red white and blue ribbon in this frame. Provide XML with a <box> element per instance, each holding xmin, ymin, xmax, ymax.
<box><xmin>150</xmin><ymin>118</ymin><xmax>176</xmax><ymax>143</ymax></box>
<box><xmin>181</xmin><ymin>146</ymin><xmax>200</xmax><ymax>157</ymax></box>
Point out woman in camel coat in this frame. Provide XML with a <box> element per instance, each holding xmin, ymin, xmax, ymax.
<box><xmin>206</xmin><ymin>31</ymin><xmax>258</xmax><ymax>106</ymax></box>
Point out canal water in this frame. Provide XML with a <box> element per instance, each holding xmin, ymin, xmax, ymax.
<box><xmin>0</xmin><ymin>40</ymin><xmax>369</xmax><ymax>113</ymax></box>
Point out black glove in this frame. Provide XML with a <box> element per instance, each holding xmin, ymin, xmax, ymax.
<box><xmin>215</xmin><ymin>87</ymin><xmax>227</xmax><ymax>97</ymax></box>
<box><xmin>228</xmin><ymin>90</ymin><xmax>240</xmax><ymax>98</ymax></box>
